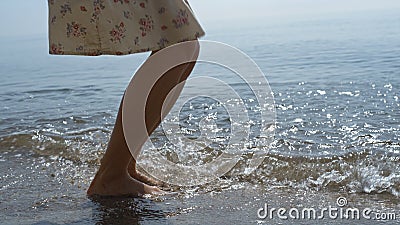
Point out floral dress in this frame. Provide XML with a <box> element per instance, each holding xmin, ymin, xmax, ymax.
<box><xmin>48</xmin><ymin>0</ymin><xmax>205</xmax><ymax>55</ymax></box>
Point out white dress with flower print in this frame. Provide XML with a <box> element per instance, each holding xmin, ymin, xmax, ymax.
<box><xmin>48</xmin><ymin>0</ymin><xmax>205</xmax><ymax>55</ymax></box>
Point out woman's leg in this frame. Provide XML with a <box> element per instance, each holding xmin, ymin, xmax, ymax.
<box><xmin>128</xmin><ymin>50</ymin><xmax>198</xmax><ymax>185</ymax></box>
<box><xmin>87</xmin><ymin>41</ymin><xmax>199</xmax><ymax>196</ymax></box>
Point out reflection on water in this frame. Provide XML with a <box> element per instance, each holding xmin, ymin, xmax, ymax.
<box><xmin>90</xmin><ymin>197</ymin><xmax>169</xmax><ymax>224</ymax></box>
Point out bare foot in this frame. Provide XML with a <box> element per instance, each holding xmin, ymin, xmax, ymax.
<box><xmin>87</xmin><ymin>168</ymin><xmax>165</xmax><ymax>197</ymax></box>
<box><xmin>128</xmin><ymin>162</ymin><xmax>165</xmax><ymax>187</ymax></box>
<box><xmin>131</xmin><ymin>170</ymin><xmax>163</xmax><ymax>186</ymax></box>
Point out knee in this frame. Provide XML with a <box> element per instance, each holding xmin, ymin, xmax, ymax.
<box><xmin>150</xmin><ymin>39</ymin><xmax>200</xmax><ymax>59</ymax></box>
<box><xmin>150</xmin><ymin>39</ymin><xmax>199</xmax><ymax>82</ymax></box>
<box><xmin>187</xmin><ymin>39</ymin><xmax>200</xmax><ymax>61</ymax></box>
<box><xmin>175</xmin><ymin>39</ymin><xmax>200</xmax><ymax>62</ymax></box>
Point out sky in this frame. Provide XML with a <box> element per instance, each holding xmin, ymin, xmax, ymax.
<box><xmin>0</xmin><ymin>0</ymin><xmax>399</xmax><ymax>37</ymax></box>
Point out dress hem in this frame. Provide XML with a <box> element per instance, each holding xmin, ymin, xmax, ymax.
<box><xmin>49</xmin><ymin>32</ymin><xmax>205</xmax><ymax>56</ymax></box>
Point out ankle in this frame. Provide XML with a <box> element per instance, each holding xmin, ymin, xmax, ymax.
<box><xmin>97</xmin><ymin>163</ymin><xmax>128</xmax><ymax>180</ymax></box>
